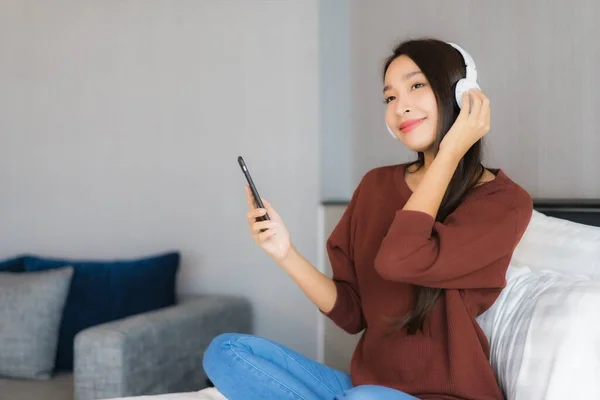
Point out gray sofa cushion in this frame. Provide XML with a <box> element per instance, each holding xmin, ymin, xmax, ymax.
<box><xmin>0</xmin><ymin>267</ymin><xmax>74</xmax><ymax>379</ymax></box>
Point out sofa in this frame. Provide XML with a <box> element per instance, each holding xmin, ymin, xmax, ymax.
<box><xmin>0</xmin><ymin>294</ymin><xmax>252</xmax><ymax>400</ymax></box>
<box><xmin>0</xmin><ymin>251</ymin><xmax>253</xmax><ymax>400</ymax></box>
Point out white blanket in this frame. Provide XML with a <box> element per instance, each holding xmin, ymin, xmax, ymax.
<box><xmin>106</xmin><ymin>387</ymin><xmax>227</xmax><ymax>400</ymax></box>
<box><xmin>477</xmin><ymin>266</ymin><xmax>600</xmax><ymax>400</ymax></box>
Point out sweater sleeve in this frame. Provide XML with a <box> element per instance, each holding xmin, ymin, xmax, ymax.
<box><xmin>373</xmin><ymin>194</ymin><xmax>532</xmax><ymax>289</ymax></box>
<box><xmin>322</xmin><ymin>184</ymin><xmax>366</xmax><ymax>335</ymax></box>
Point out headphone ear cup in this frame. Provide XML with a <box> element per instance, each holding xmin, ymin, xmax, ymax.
<box><xmin>386</xmin><ymin>123</ymin><xmax>399</xmax><ymax>140</ymax></box>
<box><xmin>455</xmin><ymin>79</ymin><xmax>481</xmax><ymax>109</ymax></box>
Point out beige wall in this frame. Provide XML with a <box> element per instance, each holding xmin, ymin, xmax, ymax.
<box><xmin>0</xmin><ymin>0</ymin><xmax>321</xmax><ymax>360</ymax></box>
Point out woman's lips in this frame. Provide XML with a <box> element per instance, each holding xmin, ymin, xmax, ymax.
<box><xmin>399</xmin><ymin>118</ymin><xmax>426</xmax><ymax>133</ymax></box>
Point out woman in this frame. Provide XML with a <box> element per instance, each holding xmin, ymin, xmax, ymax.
<box><xmin>203</xmin><ymin>38</ymin><xmax>533</xmax><ymax>400</ymax></box>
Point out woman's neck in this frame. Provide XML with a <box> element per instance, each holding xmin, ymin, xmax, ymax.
<box><xmin>422</xmin><ymin>151</ymin><xmax>435</xmax><ymax>170</ymax></box>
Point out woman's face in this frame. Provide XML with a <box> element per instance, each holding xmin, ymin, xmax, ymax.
<box><xmin>383</xmin><ymin>55</ymin><xmax>439</xmax><ymax>152</ymax></box>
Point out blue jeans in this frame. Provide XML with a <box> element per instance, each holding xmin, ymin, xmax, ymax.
<box><xmin>202</xmin><ymin>333</ymin><xmax>418</xmax><ymax>400</ymax></box>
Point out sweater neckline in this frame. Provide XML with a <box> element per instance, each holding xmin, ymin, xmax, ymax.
<box><xmin>395</xmin><ymin>162</ymin><xmax>509</xmax><ymax>198</ymax></box>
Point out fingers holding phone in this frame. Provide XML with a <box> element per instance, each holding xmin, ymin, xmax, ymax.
<box><xmin>239</xmin><ymin>156</ymin><xmax>291</xmax><ymax>261</ymax></box>
<box><xmin>245</xmin><ymin>187</ymin><xmax>291</xmax><ymax>261</ymax></box>
<box><xmin>246</xmin><ymin>200</ymin><xmax>271</xmax><ymax>233</ymax></box>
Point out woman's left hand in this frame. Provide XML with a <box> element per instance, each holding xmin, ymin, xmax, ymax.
<box><xmin>439</xmin><ymin>89</ymin><xmax>490</xmax><ymax>159</ymax></box>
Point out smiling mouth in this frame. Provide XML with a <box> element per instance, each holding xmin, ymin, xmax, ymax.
<box><xmin>399</xmin><ymin>118</ymin><xmax>426</xmax><ymax>133</ymax></box>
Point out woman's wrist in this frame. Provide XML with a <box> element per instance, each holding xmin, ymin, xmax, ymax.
<box><xmin>436</xmin><ymin>144</ymin><xmax>464</xmax><ymax>166</ymax></box>
<box><xmin>276</xmin><ymin>243</ymin><xmax>299</xmax><ymax>269</ymax></box>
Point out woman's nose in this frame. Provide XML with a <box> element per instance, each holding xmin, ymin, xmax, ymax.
<box><xmin>395</xmin><ymin>102</ymin><xmax>410</xmax><ymax>116</ymax></box>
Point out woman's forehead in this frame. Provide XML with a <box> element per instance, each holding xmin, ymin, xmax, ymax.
<box><xmin>385</xmin><ymin>56</ymin><xmax>421</xmax><ymax>80</ymax></box>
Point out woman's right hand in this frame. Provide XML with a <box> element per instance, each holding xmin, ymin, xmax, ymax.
<box><xmin>245</xmin><ymin>186</ymin><xmax>292</xmax><ymax>262</ymax></box>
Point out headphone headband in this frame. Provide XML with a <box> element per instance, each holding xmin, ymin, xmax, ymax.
<box><xmin>447</xmin><ymin>42</ymin><xmax>478</xmax><ymax>82</ymax></box>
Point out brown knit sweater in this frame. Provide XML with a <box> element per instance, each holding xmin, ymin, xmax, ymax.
<box><xmin>324</xmin><ymin>163</ymin><xmax>533</xmax><ymax>400</ymax></box>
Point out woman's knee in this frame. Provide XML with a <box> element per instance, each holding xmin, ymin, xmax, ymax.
<box><xmin>335</xmin><ymin>385</ymin><xmax>417</xmax><ymax>400</ymax></box>
<box><xmin>202</xmin><ymin>333</ymin><xmax>249</xmax><ymax>373</ymax></box>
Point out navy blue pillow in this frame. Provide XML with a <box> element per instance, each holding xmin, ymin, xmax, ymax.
<box><xmin>0</xmin><ymin>255</ymin><xmax>28</xmax><ymax>272</ymax></box>
<box><xmin>24</xmin><ymin>251</ymin><xmax>179</xmax><ymax>371</ymax></box>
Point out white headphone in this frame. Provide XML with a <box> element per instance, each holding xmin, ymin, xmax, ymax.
<box><xmin>386</xmin><ymin>42</ymin><xmax>480</xmax><ymax>140</ymax></box>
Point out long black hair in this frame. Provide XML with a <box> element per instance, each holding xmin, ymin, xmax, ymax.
<box><xmin>383</xmin><ymin>38</ymin><xmax>485</xmax><ymax>335</ymax></box>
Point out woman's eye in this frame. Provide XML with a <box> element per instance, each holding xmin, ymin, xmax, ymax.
<box><xmin>412</xmin><ymin>83</ymin><xmax>425</xmax><ymax>90</ymax></box>
<box><xmin>384</xmin><ymin>96</ymin><xmax>396</xmax><ymax>104</ymax></box>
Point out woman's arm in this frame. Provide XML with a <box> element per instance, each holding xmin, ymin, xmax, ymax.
<box><xmin>277</xmin><ymin>245</ymin><xmax>338</xmax><ymax>314</ymax></box>
<box><xmin>403</xmin><ymin>89</ymin><xmax>490</xmax><ymax>218</ymax></box>
<box><xmin>247</xmin><ymin>183</ymin><xmax>366</xmax><ymax>334</ymax></box>
<box><xmin>279</xmin><ymin>240</ymin><xmax>365</xmax><ymax>334</ymax></box>
<box><xmin>402</xmin><ymin>150</ymin><xmax>460</xmax><ymax>218</ymax></box>
<box><xmin>247</xmin><ymin>204</ymin><xmax>337</xmax><ymax>313</ymax></box>
<box><xmin>373</xmin><ymin>201</ymin><xmax>530</xmax><ymax>289</ymax></box>
<box><xmin>373</xmin><ymin>90</ymin><xmax>534</xmax><ymax>288</ymax></box>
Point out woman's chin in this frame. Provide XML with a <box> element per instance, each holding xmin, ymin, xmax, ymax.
<box><xmin>400</xmin><ymin>139</ymin><xmax>435</xmax><ymax>153</ymax></box>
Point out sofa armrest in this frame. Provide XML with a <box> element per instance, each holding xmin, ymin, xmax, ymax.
<box><xmin>73</xmin><ymin>295</ymin><xmax>252</xmax><ymax>400</ymax></box>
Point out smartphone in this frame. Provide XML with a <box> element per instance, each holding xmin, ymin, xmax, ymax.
<box><xmin>237</xmin><ymin>156</ymin><xmax>270</xmax><ymax>224</ymax></box>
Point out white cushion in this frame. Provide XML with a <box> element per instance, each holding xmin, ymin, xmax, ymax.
<box><xmin>106</xmin><ymin>388</ymin><xmax>228</xmax><ymax>400</ymax></box>
<box><xmin>478</xmin><ymin>210</ymin><xmax>600</xmax><ymax>399</ymax></box>
<box><xmin>510</xmin><ymin>210</ymin><xmax>600</xmax><ymax>279</ymax></box>
<box><xmin>478</xmin><ymin>267</ymin><xmax>600</xmax><ymax>400</ymax></box>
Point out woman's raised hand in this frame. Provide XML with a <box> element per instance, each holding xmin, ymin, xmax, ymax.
<box><xmin>245</xmin><ymin>186</ymin><xmax>292</xmax><ymax>262</ymax></box>
<box><xmin>439</xmin><ymin>89</ymin><xmax>491</xmax><ymax>158</ymax></box>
